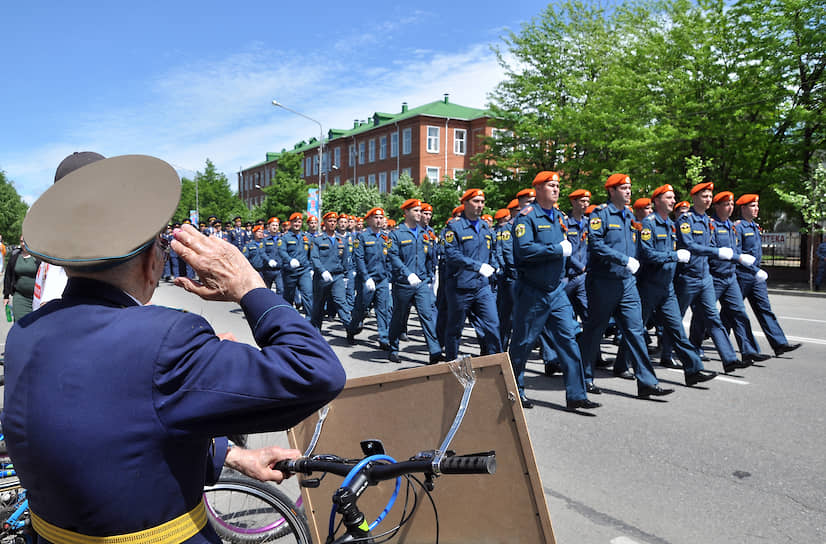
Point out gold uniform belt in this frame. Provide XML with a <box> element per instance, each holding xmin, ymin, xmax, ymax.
<box><xmin>30</xmin><ymin>499</ymin><xmax>207</xmax><ymax>544</ymax></box>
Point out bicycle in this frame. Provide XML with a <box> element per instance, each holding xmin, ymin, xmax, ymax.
<box><xmin>273</xmin><ymin>440</ymin><xmax>496</xmax><ymax>544</ymax></box>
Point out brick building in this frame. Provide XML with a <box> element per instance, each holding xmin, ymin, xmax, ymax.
<box><xmin>238</xmin><ymin>95</ymin><xmax>493</xmax><ymax>208</ymax></box>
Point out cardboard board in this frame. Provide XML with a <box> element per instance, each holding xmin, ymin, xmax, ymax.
<box><xmin>287</xmin><ymin>353</ymin><xmax>555</xmax><ymax>544</ymax></box>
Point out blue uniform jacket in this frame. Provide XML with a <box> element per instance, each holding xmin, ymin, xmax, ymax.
<box><xmin>263</xmin><ymin>234</ymin><xmax>280</xmax><ymax>269</ymax></box>
<box><xmin>512</xmin><ymin>205</ymin><xmax>568</xmax><ymax>292</ymax></box>
<box><xmin>586</xmin><ymin>202</ymin><xmax>638</xmax><ymax>279</ymax></box>
<box><xmin>638</xmin><ymin>213</ymin><xmax>680</xmax><ymax>287</ymax></box>
<box><xmin>734</xmin><ymin>220</ymin><xmax>764</xmax><ymax>277</ymax></box>
<box><xmin>2</xmin><ymin>278</ymin><xmax>344</xmax><ymax>542</ymax></box>
<box><xmin>708</xmin><ymin>214</ymin><xmax>747</xmax><ymax>278</ymax></box>
<box><xmin>336</xmin><ymin>231</ymin><xmax>354</xmax><ymax>273</ymax></box>
<box><xmin>352</xmin><ymin>228</ymin><xmax>390</xmax><ymax>281</ymax></box>
<box><xmin>495</xmin><ymin>222</ymin><xmax>516</xmax><ymax>280</ymax></box>
<box><xmin>311</xmin><ymin>233</ymin><xmax>346</xmax><ymax>276</ymax></box>
<box><xmin>277</xmin><ymin>230</ymin><xmax>312</xmax><ymax>274</ymax></box>
<box><xmin>388</xmin><ymin>223</ymin><xmax>431</xmax><ymax>284</ymax></box>
<box><xmin>242</xmin><ymin>239</ymin><xmax>266</xmax><ymax>270</ymax></box>
<box><xmin>229</xmin><ymin>227</ymin><xmax>248</xmax><ymax>250</ymax></box>
<box><xmin>675</xmin><ymin>208</ymin><xmax>720</xmax><ymax>278</ymax></box>
<box><xmin>443</xmin><ymin>215</ymin><xmax>495</xmax><ymax>291</ymax></box>
<box><xmin>564</xmin><ymin>215</ymin><xmax>588</xmax><ymax>278</ymax></box>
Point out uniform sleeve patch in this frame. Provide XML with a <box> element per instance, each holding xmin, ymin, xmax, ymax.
<box><xmin>515</xmin><ymin>224</ymin><xmax>526</xmax><ymax>238</ymax></box>
<box><xmin>501</xmin><ymin>231</ymin><xmax>511</xmax><ymax>241</ymax></box>
<box><xmin>641</xmin><ymin>228</ymin><xmax>652</xmax><ymax>241</ymax></box>
<box><xmin>680</xmin><ymin>222</ymin><xmax>691</xmax><ymax>234</ymax></box>
<box><xmin>445</xmin><ymin>230</ymin><xmax>455</xmax><ymax>244</ymax></box>
<box><xmin>589</xmin><ymin>217</ymin><xmax>602</xmax><ymax>231</ymax></box>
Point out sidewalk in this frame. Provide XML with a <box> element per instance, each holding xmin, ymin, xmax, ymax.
<box><xmin>767</xmin><ymin>281</ymin><xmax>826</xmax><ymax>299</ymax></box>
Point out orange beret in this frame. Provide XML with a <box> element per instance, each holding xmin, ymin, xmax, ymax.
<box><xmin>651</xmin><ymin>184</ymin><xmax>674</xmax><ymax>199</ymax></box>
<box><xmin>461</xmin><ymin>188</ymin><xmax>485</xmax><ymax>202</ymax></box>
<box><xmin>323</xmin><ymin>211</ymin><xmax>338</xmax><ymax>221</ymax></box>
<box><xmin>690</xmin><ymin>182</ymin><xmax>714</xmax><ymax>195</ymax></box>
<box><xmin>481</xmin><ymin>214</ymin><xmax>493</xmax><ymax>222</ymax></box>
<box><xmin>421</xmin><ymin>203</ymin><xmax>433</xmax><ymax>212</ymax></box>
<box><xmin>585</xmin><ymin>204</ymin><xmax>597</xmax><ymax>215</ymax></box>
<box><xmin>452</xmin><ymin>205</ymin><xmax>465</xmax><ymax>216</ymax></box>
<box><xmin>675</xmin><ymin>201</ymin><xmax>690</xmax><ymax>209</ymax></box>
<box><xmin>364</xmin><ymin>207</ymin><xmax>385</xmax><ymax>219</ymax></box>
<box><xmin>252</xmin><ymin>225</ymin><xmax>264</xmax><ymax>232</ymax></box>
<box><xmin>633</xmin><ymin>198</ymin><xmax>651</xmax><ymax>209</ymax></box>
<box><xmin>307</xmin><ymin>215</ymin><xmax>317</xmax><ymax>221</ymax></box>
<box><xmin>267</xmin><ymin>216</ymin><xmax>279</xmax><ymax>224</ymax></box>
<box><xmin>712</xmin><ymin>191</ymin><xmax>734</xmax><ymax>204</ymax></box>
<box><xmin>386</xmin><ymin>219</ymin><xmax>396</xmax><ymax>227</ymax></box>
<box><xmin>401</xmin><ymin>198</ymin><xmax>422</xmax><ymax>210</ymax></box>
<box><xmin>507</xmin><ymin>199</ymin><xmax>519</xmax><ymax>210</ymax></box>
<box><xmin>736</xmin><ymin>194</ymin><xmax>759</xmax><ymax>206</ymax></box>
<box><xmin>289</xmin><ymin>212</ymin><xmax>303</xmax><ymax>222</ymax></box>
<box><xmin>532</xmin><ymin>171</ymin><xmax>560</xmax><ymax>186</ymax></box>
<box><xmin>568</xmin><ymin>189</ymin><xmax>591</xmax><ymax>200</ymax></box>
<box><xmin>605</xmin><ymin>173</ymin><xmax>631</xmax><ymax>188</ymax></box>
<box><xmin>493</xmin><ymin>208</ymin><xmax>510</xmax><ymax>220</ymax></box>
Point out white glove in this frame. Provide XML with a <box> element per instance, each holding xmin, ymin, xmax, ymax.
<box><xmin>365</xmin><ymin>278</ymin><xmax>376</xmax><ymax>292</ymax></box>
<box><xmin>268</xmin><ymin>259</ymin><xmax>277</xmax><ymax>269</ymax></box>
<box><xmin>756</xmin><ymin>269</ymin><xmax>768</xmax><ymax>282</ymax></box>
<box><xmin>676</xmin><ymin>249</ymin><xmax>691</xmax><ymax>263</ymax></box>
<box><xmin>717</xmin><ymin>247</ymin><xmax>734</xmax><ymax>260</ymax></box>
<box><xmin>559</xmin><ymin>239</ymin><xmax>573</xmax><ymax>257</ymax></box>
<box><xmin>290</xmin><ymin>258</ymin><xmax>300</xmax><ymax>269</ymax></box>
<box><xmin>321</xmin><ymin>270</ymin><xmax>333</xmax><ymax>283</ymax></box>
<box><xmin>407</xmin><ymin>273</ymin><xmax>422</xmax><ymax>287</ymax></box>
<box><xmin>738</xmin><ymin>254</ymin><xmax>756</xmax><ymax>267</ymax></box>
<box><xmin>479</xmin><ymin>263</ymin><xmax>495</xmax><ymax>278</ymax></box>
<box><xmin>625</xmin><ymin>257</ymin><xmax>640</xmax><ymax>275</ymax></box>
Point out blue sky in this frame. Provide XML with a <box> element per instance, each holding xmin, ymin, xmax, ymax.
<box><xmin>1</xmin><ymin>1</ymin><xmax>549</xmax><ymax>204</ymax></box>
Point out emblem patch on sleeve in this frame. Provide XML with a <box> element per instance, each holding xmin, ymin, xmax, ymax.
<box><xmin>589</xmin><ymin>217</ymin><xmax>602</xmax><ymax>231</ymax></box>
<box><xmin>445</xmin><ymin>231</ymin><xmax>455</xmax><ymax>244</ymax></box>
<box><xmin>680</xmin><ymin>222</ymin><xmax>691</xmax><ymax>234</ymax></box>
<box><xmin>641</xmin><ymin>228</ymin><xmax>652</xmax><ymax>241</ymax></box>
<box><xmin>515</xmin><ymin>224</ymin><xmax>526</xmax><ymax>238</ymax></box>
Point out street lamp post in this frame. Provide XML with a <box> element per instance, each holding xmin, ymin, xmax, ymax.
<box><xmin>272</xmin><ymin>99</ymin><xmax>324</xmax><ymax>212</ymax></box>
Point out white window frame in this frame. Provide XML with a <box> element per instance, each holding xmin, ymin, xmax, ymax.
<box><xmin>402</xmin><ymin>128</ymin><xmax>412</xmax><ymax>155</ymax></box>
<box><xmin>379</xmin><ymin>171</ymin><xmax>387</xmax><ymax>193</ymax></box>
<box><xmin>368</xmin><ymin>139</ymin><xmax>376</xmax><ymax>163</ymax></box>
<box><xmin>454</xmin><ymin>129</ymin><xmax>466</xmax><ymax>155</ymax></box>
<box><xmin>426</xmin><ymin>167</ymin><xmax>440</xmax><ymax>184</ymax></box>
<box><xmin>334</xmin><ymin>175</ymin><xmax>341</xmax><ymax>185</ymax></box>
<box><xmin>334</xmin><ymin>147</ymin><xmax>341</xmax><ymax>168</ymax></box>
<box><xmin>390</xmin><ymin>169</ymin><xmax>398</xmax><ymax>188</ymax></box>
<box><xmin>453</xmin><ymin>168</ymin><xmax>466</xmax><ymax>180</ymax></box>
<box><xmin>368</xmin><ymin>173</ymin><xmax>376</xmax><ymax>187</ymax></box>
<box><xmin>358</xmin><ymin>142</ymin><xmax>365</xmax><ymax>164</ymax></box>
<box><xmin>379</xmin><ymin>136</ymin><xmax>387</xmax><ymax>160</ymax></box>
<box><xmin>426</xmin><ymin>126</ymin><xmax>439</xmax><ymax>153</ymax></box>
<box><xmin>358</xmin><ymin>175</ymin><xmax>365</xmax><ymax>186</ymax></box>
<box><xmin>402</xmin><ymin>167</ymin><xmax>412</xmax><ymax>180</ymax></box>
<box><xmin>390</xmin><ymin>132</ymin><xmax>399</xmax><ymax>157</ymax></box>
<box><xmin>348</xmin><ymin>144</ymin><xmax>355</xmax><ymax>167</ymax></box>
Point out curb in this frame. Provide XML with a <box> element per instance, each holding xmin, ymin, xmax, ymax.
<box><xmin>767</xmin><ymin>288</ymin><xmax>826</xmax><ymax>299</ymax></box>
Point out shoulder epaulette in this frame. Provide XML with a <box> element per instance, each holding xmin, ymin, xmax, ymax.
<box><xmin>597</xmin><ymin>203</ymin><xmax>607</xmax><ymax>210</ymax></box>
<box><xmin>520</xmin><ymin>206</ymin><xmax>533</xmax><ymax>216</ymax></box>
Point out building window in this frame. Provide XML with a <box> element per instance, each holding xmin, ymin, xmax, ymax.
<box><xmin>348</xmin><ymin>144</ymin><xmax>355</xmax><ymax>167</ymax></box>
<box><xmin>402</xmin><ymin>128</ymin><xmax>412</xmax><ymax>155</ymax></box>
<box><xmin>454</xmin><ymin>129</ymin><xmax>466</xmax><ymax>155</ymax></box>
<box><xmin>379</xmin><ymin>136</ymin><xmax>387</xmax><ymax>160</ymax></box>
<box><xmin>453</xmin><ymin>169</ymin><xmax>466</xmax><ymax>180</ymax></box>
<box><xmin>313</xmin><ymin>155</ymin><xmax>318</xmax><ymax>175</ymax></box>
<box><xmin>358</xmin><ymin>142</ymin><xmax>365</xmax><ymax>164</ymax></box>
<box><xmin>427</xmin><ymin>126</ymin><xmax>439</xmax><ymax>153</ymax></box>
<box><xmin>390</xmin><ymin>133</ymin><xmax>399</xmax><ymax>157</ymax></box>
<box><xmin>334</xmin><ymin>175</ymin><xmax>340</xmax><ymax>185</ymax></box>
<box><xmin>305</xmin><ymin>157</ymin><xmax>311</xmax><ymax>177</ymax></box>
<box><xmin>368</xmin><ymin>174</ymin><xmax>376</xmax><ymax>187</ymax></box>
<box><xmin>368</xmin><ymin>139</ymin><xmax>376</xmax><ymax>163</ymax></box>
<box><xmin>379</xmin><ymin>171</ymin><xmax>387</xmax><ymax>193</ymax></box>
<box><xmin>426</xmin><ymin>167</ymin><xmax>440</xmax><ymax>183</ymax></box>
<box><xmin>402</xmin><ymin>167</ymin><xmax>412</xmax><ymax>180</ymax></box>
<box><xmin>358</xmin><ymin>175</ymin><xmax>365</xmax><ymax>186</ymax></box>
<box><xmin>390</xmin><ymin>170</ymin><xmax>398</xmax><ymax>188</ymax></box>
<box><xmin>334</xmin><ymin>147</ymin><xmax>341</xmax><ymax>168</ymax></box>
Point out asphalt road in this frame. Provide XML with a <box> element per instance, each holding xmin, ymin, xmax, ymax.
<box><xmin>2</xmin><ymin>283</ymin><xmax>824</xmax><ymax>543</ymax></box>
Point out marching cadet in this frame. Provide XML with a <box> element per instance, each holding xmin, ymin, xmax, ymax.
<box><xmin>306</xmin><ymin>215</ymin><xmax>319</xmax><ymax>237</ymax></box>
<box><xmin>735</xmin><ymin>194</ymin><xmax>801</xmax><ymax>355</ymax></box>
<box><xmin>336</xmin><ymin>214</ymin><xmax>356</xmax><ymax>312</ymax></box>
<box><xmin>579</xmin><ymin>173</ymin><xmax>673</xmax><ymax>398</ymax></box>
<box><xmin>674</xmin><ymin>201</ymin><xmax>691</xmax><ymax>218</ymax></box>
<box><xmin>229</xmin><ymin>216</ymin><xmax>248</xmax><ymax>250</ymax></box>
<box><xmin>494</xmin><ymin>208</ymin><xmax>516</xmax><ymax>350</ymax></box>
<box><xmin>242</xmin><ymin>225</ymin><xmax>267</xmax><ymax>277</ymax></box>
<box><xmin>387</xmin><ymin>199</ymin><xmax>443</xmax><ymax>364</ymax></box>
<box><xmin>510</xmin><ymin>171</ymin><xmax>599</xmax><ymax>410</ymax></box>
<box><xmin>262</xmin><ymin>218</ymin><xmax>281</xmax><ymax>291</ymax></box>
<box><xmin>277</xmin><ymin>212</ymin><xmax>313</xmax><ymax>318</ymax></box>
<box><xmin>435</xmin><ymin>206</ymin><xmax>464</xmax><ymax>350</ymax></box>
<box><xmin>670</xmin><ymin>182</ymin><xmax>749</xmax><ymax>373</ymax></box>
<box><xmin>564</xmin><ymin>189</ymin><xmax>591</xmax><ymax>324</ymax></box>
<box><xmin>633</xmin><ymin>198</ymin><xmax>653</xmax><ymax>222</ymax></box>
<box><xmin>310</xmin><ymin>212</ymin><xmax>351</xmax><ymax>330</ymax></box>
<box><xmin>516</xmin><ymin>188</ymin><xmax>536</xmax><ymax>208</ymax></box>
<box><xmin>442</xmin><ymin>189</ymin><xmax>501</xmax><ymax>361</ymax></box>
<box><xmin>637</xmin><ymin>184</ymin><xmax>717</xmax><ymax>386</ymax></box>
<box><xmin>690</xmin><ymin>191</ymin><xmax>772</xmax><ymax>364</ymax></box>
<box><xmin>346</xmin><ymin>208</ymin><xmax>392</xmax><ymax>349</ymax></box>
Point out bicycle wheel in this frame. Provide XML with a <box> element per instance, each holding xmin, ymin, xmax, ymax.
<box><xmin>203</xmin><ymin>474</ymin><xmax>311</xmax><ymax>544</ymax></box>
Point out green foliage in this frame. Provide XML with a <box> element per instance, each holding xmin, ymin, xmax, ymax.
<box><xmin>775</xmin><ymin>162</ymin><xmax>826</xmax><ymax>235</ymax></box>
<box><xmin>685</xmin><ymin>156</ymin><xmax>713</xmax><ymax>187</ymax></box>
<box><xmin>258</xmin><ymin>153</ymin><xmax>313</xmax><ymax>221</ymax></box>
<box><xmin>320</xmin><ymin>183</ymin><xmax>383</xmax><ymax>217</ymax></box>
<box><xmin>174</xmin><ymin>159</ymin><xmax>247</xmax><ymax>223</ymax></box>
<box><xmin>0</xmin><ymin>170</ymin><xmax>29</xmax><ymax>242</ymax></box>
<box><xmin>381</xmin><ymin>173</ymin><xmax>420</xmax><ymax>223</ymax></box>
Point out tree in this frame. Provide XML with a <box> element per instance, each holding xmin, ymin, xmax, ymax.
<box><xmin>381</xmin><ymin>173</ymin><xmax>420</xmax><ymax>223</ymax></box>
<box><xmin>0</xmin><ymin>170</ymin><xmax>29</xmax><ymax>242</ymax></box>
<box><xmin>174</xmin><ymin>159</ymin><xmax>247</xmax><ymax>223</ymax></box>
<box><xmin>320</xmin><ymin>183</ymin><xmax>383</xmax><ymax>217</ymax></box>
<box><xmin>258</xmin><ymin>153</ymin><xmax>314</xmax><ymax>221</ymax></box>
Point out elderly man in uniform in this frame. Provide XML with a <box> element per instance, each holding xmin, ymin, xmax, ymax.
<box><xmin>3</xmin><ymin>154</ymin><xmax>344</xmax><ymax>543</ymax></box>
<box><xmin>229</xmin><ymin>216</ymin><xmax>248</xmax><ymax>250</ymax></box>
<box><xmin>579</xmin><ymin>173</ymin><xmax>673</xmax><ymax>398</ymax></box>
<box><xmin>387</xmin><ymin>199</ymin><xmax>443</xmax><ymax>364</ymax></box>
<box><xmin>735</xmin><ymin>194</ymin><xmax>801</xmax><ymax>354</ymax></box>
<box><xmin>509</xmin><ymin>171</ymin><xmax>599</xmax><ymax>410</ymax></box>
<box><xmin>277</xmin><ymin>212</ymin><xmax>314</xmax><ymax>317</ymax></box>
<box><xmin>442</xmin><ymin>189</ymin><xmax>501</xmax><ymax>361</ymax></box>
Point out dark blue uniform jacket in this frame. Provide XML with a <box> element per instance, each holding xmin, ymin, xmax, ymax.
<box><xmin>443</xmin><ymin>215</ymin><xmax>495</xmax><ymax>291</ymax></box>
<box><xmin>512</xmin><ymin>205</ymin><xmax>568</xmax><ymax>292</ymax></box>
<box><xmin>586</xmin><ymin>202</ymin><xmax>637</xmax><ymax>279</ymax></box>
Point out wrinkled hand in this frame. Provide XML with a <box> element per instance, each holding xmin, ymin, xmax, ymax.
<box><xmin>559</xmin><ymin>240</ymin><xmax>573</xmax><ymax>257</ymax></box>
<box><xmin>479</xmin><ymin>263</ymin><xmax>495</xmax><ymax>278</ymax></box>
<box><xmin>676</xmin><ymin>249</ymin><xmax>691</xmax><ymax>263</ymax></box>
<box><xmin>626</xmin><ymin>257</ymin><xmax>641</xmax><ymax>275</ymax></box>
<box><xmin>171</xmin><ymin>225</ymin><xmax>265</xmax><ymax>303</ymax></box>
<box><xmin>365</xmin><ymin>278</ymin><xmax>376</xmax><ymax>292</ymax></box>
<box><xmin>407</xmin><ymin>273</ymin><xmax>422</xmax><ymax>287</ymax></box>
<box><xmin>756</xmin><ymin>269</ymin><xmax>769</xmax><ymax>282</ymax></box>
<box><xmin>717</xmin><ymin>247</ymin><xmax>734</xmax><ymax>260</ymax></box>
<box><xmin>738</xmin><ymin>254</ymin><xmax>756</xmax><ymax>267</ymax></box>
<box><xmin>224</xmin><ymin>445</ymin><xmax>302</xmax><ymax>484</ymax></box>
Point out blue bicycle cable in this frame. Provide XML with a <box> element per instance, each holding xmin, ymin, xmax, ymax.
<box><xmin>328</xmin><ymin>454</ymin><xmax>401</xmax><ymax>536</ymax></box>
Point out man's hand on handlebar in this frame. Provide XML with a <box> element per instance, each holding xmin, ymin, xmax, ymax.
<box><xmin>224</xmin><ymin>445</ymin><xmax>302</xmax><ymax>484</ymax></box>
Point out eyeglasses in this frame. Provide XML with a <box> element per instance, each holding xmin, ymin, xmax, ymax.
<box><xmin>156</xmin><ymin>235</ymin><xmax>171</xmax><ymax>263</ymax></box>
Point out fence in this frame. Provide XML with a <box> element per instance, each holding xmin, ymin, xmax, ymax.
<box><xmin>761</xmin><ymin>232</ymin><xmax>802</xmax><ymax>268</ymax></box>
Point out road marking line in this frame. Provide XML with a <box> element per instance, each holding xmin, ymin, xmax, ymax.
<box><xmin>611</xmin><ymin>537</ymin><xmax>641</xmax><ymax>544</ymax></box>
<box><xmin>679</xmin><ymin>319</ymin><xmax>826</xmax><ymax>346</ymax></box>
<box><xmin>777</xmin><ymin>316</ymin><xmax>826</xmax><ymax>324</ymax></box>
<box><xmin>662</xmin><ymin>368</ymin><xmax>749</xmax><ymax>385</ymax></box>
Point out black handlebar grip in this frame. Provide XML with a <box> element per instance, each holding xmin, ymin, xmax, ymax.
<box><xmin>274</xmin><ymin>459</ymin><xmax>297</xmax><ymax>473</ymax></box>
<box><xmin>439</xmin><ymin>454</ymin><xmax>496</xmax><ymax>475</ymax></box>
